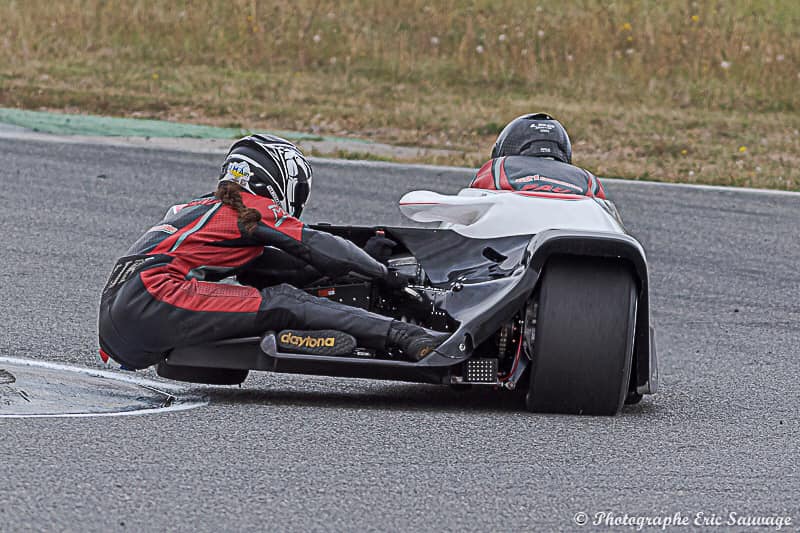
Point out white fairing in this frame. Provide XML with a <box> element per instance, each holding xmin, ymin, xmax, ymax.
<box><xmin>399</xmin><ymin>188</ymin><xmax>626</xmax><ymax>239</ymax></box>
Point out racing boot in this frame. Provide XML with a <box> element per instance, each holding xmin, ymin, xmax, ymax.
<box><xmin>387</xmin><ymin>320</ymin><xmax>450</xmax><ymax>361</ymax></box>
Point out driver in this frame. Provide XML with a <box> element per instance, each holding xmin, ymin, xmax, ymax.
<box><xmin>98</xmin><ymin>134</ymin><xmax>449</xmax><ymax>369</ymax></box>
<box><xmin>470</xmin><ymin>113</ymin><xmax>606</xmax><ymax>199</ymax></box>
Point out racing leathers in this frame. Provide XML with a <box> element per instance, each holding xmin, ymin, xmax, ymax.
<box><xmin>98</xmin><ymin>192</ymin><xmax>397</xmax><ymax>370</ymax></box>
<box><xmin>470</xmin><ymin>155</ymin><xmax>606</xmax><ymax>198</ymax></box>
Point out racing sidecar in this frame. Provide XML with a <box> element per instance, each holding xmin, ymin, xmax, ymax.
<box><xmin>157</xmin><ymin>188</ymin><xmax>658</xmax><ymax>415</ymax></box>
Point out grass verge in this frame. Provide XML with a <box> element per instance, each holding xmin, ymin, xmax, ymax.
<box><xmin>1</xmin><ymin>1</ymin><xmax>798</xmax><ymax>189</ymax></box>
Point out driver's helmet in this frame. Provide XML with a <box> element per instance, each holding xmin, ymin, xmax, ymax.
<box><xmin>220</xmin><ymin>134</ymin><xmax>312</xmax><ymax>218</ymax></box>
<box><xmin>491</xmin><ymin>113</ymin><xmax>572</xmax><ymax>164</ymax></box>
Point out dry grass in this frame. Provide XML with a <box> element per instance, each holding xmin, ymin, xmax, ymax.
<box><xmin>1</xmin><ymin>0</ymin><xmax>798</xmax><ymax>188</ymax></box>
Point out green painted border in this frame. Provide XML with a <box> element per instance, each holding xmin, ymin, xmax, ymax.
<box><xmin>0</xmin><ymin>107</ymin><xmax>370</xmax><ymax>144</ymax></box>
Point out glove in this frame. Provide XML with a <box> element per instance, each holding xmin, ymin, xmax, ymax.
<box><xmin>382</xmin><ymin>269</ymin><xmax>413</xmax><ymax>290</ymax></box>
<box><xmin>363</xmin><ymin>235</ymin><xmax>397</xmax><ymax>264</ymax></box>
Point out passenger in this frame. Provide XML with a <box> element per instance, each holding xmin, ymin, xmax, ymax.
<box><xmin>98</xmin><ymin>134</ymin><xmax>448</xmax><ymax>369</ymax></box>
<box><xmin>471</xmin><ymin>113</ymin><xmax>606</xmax><ymax>199</ymax></box>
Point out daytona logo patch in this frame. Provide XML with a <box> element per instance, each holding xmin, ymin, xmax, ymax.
<box><xmin>279</xmin><ymin>331</ymin><xmax>336</xmax><ymax>349</ymax></box>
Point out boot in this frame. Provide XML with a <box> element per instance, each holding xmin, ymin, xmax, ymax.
<box><xmin>387</xmin><ymin>321</ymin><xmax>450</xmax><ymax>361</ymax></box>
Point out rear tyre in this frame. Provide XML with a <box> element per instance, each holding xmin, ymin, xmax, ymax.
<box><xmin>156</xmin><ymin>361</ymin><xmax>249</xmax><ymax>386</ymax></box>
<box><xmin>525</xmin><ymin>256</ymin><xmax>637</xmax><ymax>416</ymax></box>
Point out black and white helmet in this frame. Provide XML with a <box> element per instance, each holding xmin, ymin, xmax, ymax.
<box><xmin>491</xmin><ymin>113</ymin><xmax>572</xmax><ymax>164</ymax></box>
<box><xmin>220</xmin><ymin>134</ymin><xmax>312</xmax><ymax>217</ymax></box>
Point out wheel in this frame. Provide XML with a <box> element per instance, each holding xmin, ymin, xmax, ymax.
<box><xmin>156</xmin><ymin>361</ymin><xmax>249</xmax><ymax>385</ymax></box>
<box><xmin>525</xmin><ymin>256</ymin><xmax>637</xmax><ymax>415</ymax></box>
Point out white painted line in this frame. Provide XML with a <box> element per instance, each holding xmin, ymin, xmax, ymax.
<box><xmin>0</xmin><ymin>355</ymin><xmax>185</xmax><ymax>391</ymax></box>
<box><xmin>0</xmin><ymin>356</ymin><xmax>208</xmax><ymax>419</ymax></box>
<box><xmin>601</xmin><ymin>177</ymin><xmax>800</xmax><ymax>198</ymax></box>
<box><xmin>309</xmin><ymin>156</ymin><xmax>476</xmax><ymax>174</ymax></box>
<box><xmin>1</xmin><ymin>128</ymin><xmax>798</xmax><ymax>198</ymax></box>
<box><xmin>314</xmin><ymin>159</ymin><xmax>800</xmax><ymax>197</ymax></box>
<box><xmin>0</xmin><ymin>401</ymin><xmax>205</xmax><ymax>419</ymax></box>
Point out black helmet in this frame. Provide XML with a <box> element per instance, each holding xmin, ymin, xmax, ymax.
<box><xmin>220</xmin><ymin>134</ymin><xmax>312</xmax><ymax>217</ymax></box>
<box><xmin>491</xmin><ymin>113</ymin><xmax>572</xmax><ymax>164</ymax></box>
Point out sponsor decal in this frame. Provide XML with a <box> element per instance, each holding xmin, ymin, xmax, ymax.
<box><xmin>521</xmin><ymin>184</ymin><xmax>578</xmax><ymax>194</ymax></box>
<box><xmin>529</xmin><ymin>122</ymin><xmax>555</xmax><ymax>134</ymax></box>
<box><xmin>513</xmin><ymin>174</ymin><xmax>584</xmax><ymax>192</ymax></box>
<box><xmin>148</xmin><ymin>224</ymin><xmax>178</xmax><ymax>234</ymax></box>
<box><xmin>513</xmin><ymin>174</ymin><xmax>541</xmax><ymax>183</ymax></box>
<box><xmin>267</xmin><ymin>204</ymin><xmax>289</xmax><ymax>226</ymax></box>
<box><xmin>221</xmin><ymin>161</ymin><xmax>253</xmax><ymax>188</ymax></box>
<box><xmin>280</xmin><ymin>332</ymin><xmax>336</xmax><ymax>349</ymax></box>
<box><xmin>103</xmin><ymin>256</ymin><xmax>155</xmax><ymax>294</ymax></box>
<box><xmin>265</xmin><ymin>184</ymin><xmax>282</xmax><ymax>206</ymax></box>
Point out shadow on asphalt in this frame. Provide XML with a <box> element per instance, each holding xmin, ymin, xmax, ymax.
<box><xmin>202</xmin><ymin>383</ymin><xmax>528</xmax><ymax>414</ymax></box>
<box><xmin>194</xmin><ymin>382</ymin><xmax>656</xmax><ymax>416</ymax></box>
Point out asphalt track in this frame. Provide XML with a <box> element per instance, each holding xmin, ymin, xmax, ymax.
<box><xmin>0</xmin><ymin>137</ymin><xmax>798</xmax><ymax>532</ymax></box>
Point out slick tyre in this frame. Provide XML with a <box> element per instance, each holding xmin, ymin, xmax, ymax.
<box><xmin>156</xmin><ymin>361</ymin><xmax>248</xmax><ymax>386</ymax></box>
<box><xmin>525</xmin><ymin>256</ymin><xmax>637</xmax><ymax>416</ymax></box>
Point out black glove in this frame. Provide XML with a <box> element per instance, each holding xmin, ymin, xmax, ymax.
<box><xmin>382</xmin><ymin>269</ymin><xmax>413</xmax><ymax>290</ymax></box>
<box><xmin>363</xmin><ymin>235</ymin><xmax>397</xmax><ymax>264</ymax></box>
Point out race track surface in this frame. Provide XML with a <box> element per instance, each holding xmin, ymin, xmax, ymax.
<box><xmin>0</xmin><ymin>138</ymin><xmax>798</xmax><ymax>532</ymax></box>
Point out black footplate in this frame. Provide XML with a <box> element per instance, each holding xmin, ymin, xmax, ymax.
<box><xmin>277</xmin><ymin>330</ymin><xmax>356</xmax><ymax>356</ymax></box>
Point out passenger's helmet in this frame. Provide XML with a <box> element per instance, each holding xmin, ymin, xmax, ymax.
<box><xmin>491</xmin><ymin>113</ymin><xmax>572</xmax><ymax>164</ymax></box>
<box><xmin>220</xmin><ymin>134</ymin><xmax>312</xmax><ymax>217</ymax></box>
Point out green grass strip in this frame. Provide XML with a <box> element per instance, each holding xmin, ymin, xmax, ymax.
<box><xmin>0</xmin><ymin>107</ymin><xmax>364</xmax><ymax>144</ymax></box>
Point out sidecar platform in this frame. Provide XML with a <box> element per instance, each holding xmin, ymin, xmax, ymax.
<box><xmin>166</xmin><ymin>334</ymin><xmax>453</xmax><ymax>385</ymax></box>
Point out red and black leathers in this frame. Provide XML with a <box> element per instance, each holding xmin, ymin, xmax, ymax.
<box><xmin>98</xmin><ymin>192</ymin><xmax>394</xmax><ymax>369</ymax></box>
<box><xmin>471</xmin><ymin>156</ymin><xmax>606</xmax><ymax>199</ymax></box>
